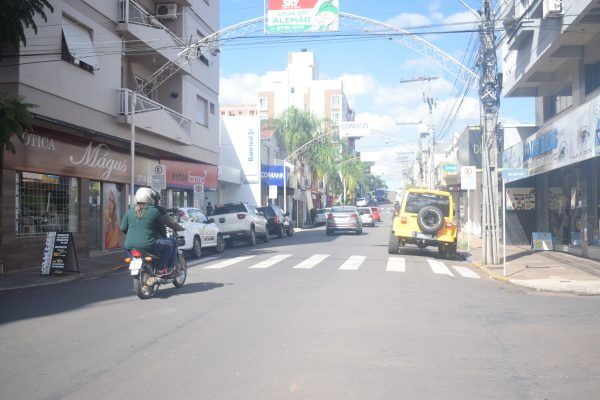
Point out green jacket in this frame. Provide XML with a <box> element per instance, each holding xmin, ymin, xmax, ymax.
<box><xmin>120</xmin><ymin>205</ymin><xmax>165</xmax><ymax>251</ymax></box>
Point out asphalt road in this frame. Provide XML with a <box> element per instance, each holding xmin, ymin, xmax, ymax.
<box><xmin>1</xmin><ymin>209</ymin><xmax>600</xmax><ymax>399</ymax></box>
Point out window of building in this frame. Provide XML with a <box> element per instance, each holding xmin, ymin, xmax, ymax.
<box><xmin>331</xmin><ymin>112</ymin><xmax>341</xmax><ymax>126</ymax></box>
<box><xmin>16</xmin><ymin>172</ymin><xmax>79</xmax><ymax>236</ymax></box>
<box><xmin>210</xmin><ymin>102</ymin><xmax>216</xmax><ymax>115</ymax></box>
<box><xmin>61</xmin><ymin>15</ymin><xmax>98</xmax><ymax>73</ymax></box>
<box><xmin>331</xmin><ymin>95</ymin><xmax>341</xmax><ymax>108</ymax></box>
<box><xmin>584</xmin><ymin>61</ymin><xmax>600</xmax><ymax>96</ymax></box>
<box><xmin>249</xmin><ymin>110</ymin><xmax>256</xmax><ymax>116</ymax></box>
<box><xmin>197</xmin><ymin>95</ymin><xmax>208</xmax><ymax>126</ymax></box>
<box><xmin>543</xmin><ymin>84</ymin><xmax>572</xmax><ymax>121</ymax></box>
<box><xmin>259</xmin><ymin>97</ymin><xmax>268</xmax><ymax>111</ymax></box>
<box><xmin>260</xmin><ymin>115</ymin><xmax>269</xmax><ymax>121</ymax></box>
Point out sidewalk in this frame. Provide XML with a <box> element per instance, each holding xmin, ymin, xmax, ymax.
<box><xmin>463</xmin><ymin>235</ymin><xmax>600</xmax><ymax>295</ymax></box>
<box><xmin>0</xmin><ymin>251</ymin><xmax>127</xmax><ymax>291</ymax></box>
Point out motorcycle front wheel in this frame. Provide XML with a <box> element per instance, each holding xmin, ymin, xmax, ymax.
<box><xmin>173</xmin><ymin>253</ymin><xmax>187</xmax><ymax>288</ymax></box>
<box><xmin>133</xmin><ymin>268</ymin><xmax>155</xmax><ymax>299</ymax></box>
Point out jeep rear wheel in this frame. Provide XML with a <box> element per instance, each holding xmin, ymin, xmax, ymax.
<box><xmin>388</xmin><ymin>231</ymin><xmax>400</xmax><ymax>254</ymax></box>
<box><xmin>417</xmin><ymin>205</ymin><xmax>444</xmax><ymax>234</ymax></box>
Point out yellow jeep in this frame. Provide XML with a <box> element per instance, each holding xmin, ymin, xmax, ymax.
<box><xmin>388</xmin><ymin>188</ymin><xmax>458</xmax><ymax>258</ymax></box>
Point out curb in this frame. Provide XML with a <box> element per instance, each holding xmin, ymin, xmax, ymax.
<box><xmin>468</xmin><ymin>259</ymin><xmax>511</xmax><ymax>283</ymax></box>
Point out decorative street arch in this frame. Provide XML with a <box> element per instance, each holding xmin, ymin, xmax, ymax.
<box><xmin>139</xmin><ymin>13</ymin><xmax>477</xmax><ymax>95</ymax></box>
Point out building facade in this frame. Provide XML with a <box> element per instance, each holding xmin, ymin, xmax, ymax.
<box><xmin>501</xmin><ymin>0</ymin><xmax>600</xmax><ymax>259</ymax></box>
<box><xmin>0</xmin><ymin>0</ymin><xmax>220</xmax><ymax>272</ymax></box>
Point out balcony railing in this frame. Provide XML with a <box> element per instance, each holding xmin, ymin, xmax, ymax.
<box><xmin>117</xmin><ymin>88</ymin><xmax>191</xmax><ymax>136</ymax></box>
<box><xmin>118</xmin><ymin>0</ymin><xmax>184</xmax><ymax>46</ymax></box>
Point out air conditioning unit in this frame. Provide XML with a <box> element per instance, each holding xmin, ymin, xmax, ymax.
<box><xmin>543</xmin><ymin>0</ymin><xmax>563</xmax><ymax>17</ymax></box>
<box><xmin>155</xmin><ymin>3</ymin><xmax>177</xmax><ymax>20</ymax></box>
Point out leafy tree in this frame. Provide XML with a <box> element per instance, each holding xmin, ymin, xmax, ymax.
<box><xmin>0</xmin><ymin>0</ymin><xmax>54</xmax><ymax>56</ymax></box>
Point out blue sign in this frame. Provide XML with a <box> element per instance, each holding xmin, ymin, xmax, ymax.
<box><xmin>441</xmin><ymin>163</ymin><xmax>458</xmax><ymax>173</ymax></box>
<box><xmin>501</xmin><ymin>168</ymin><xmax>528</xmax><ymax>183</ymax></box>
<box><xmin>261</xmin><ymin>165</ymin><xmax>285</xmax><ymax>186</ymax></box>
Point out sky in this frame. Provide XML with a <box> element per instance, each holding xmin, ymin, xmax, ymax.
<box><xmin>218</xmin><ymin>0</ymin><xmax>535</xmax><ymax>190</ymax></box>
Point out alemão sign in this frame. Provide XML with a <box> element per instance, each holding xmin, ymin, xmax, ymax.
<box><xmin>266</xmin><ymin>0</ymin><xmax>339</xmax><ymax>33</ymax></box>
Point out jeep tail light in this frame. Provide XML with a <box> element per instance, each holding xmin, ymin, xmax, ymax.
<box><xmin>237</xmin><ymin>213</ymin><xmax>246</xmax><ymax>219</ymax></box>
<box><xmin>445</xmin><ymin>220</ymin><xmax>454</xmax><ymax>228</ymax></box>
<box><xmin>400</xmin><ymin>216</ymin><xmax>407</xmax><ymax>224</ymax></box>
<box><xmin>130</xmin><ymin>250</ymin><xmax>143</xmax><ymax>258</ymax></box>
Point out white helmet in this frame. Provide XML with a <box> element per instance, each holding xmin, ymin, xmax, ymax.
<box><xmin>135</xmin><ymin>187</ymin><xmax>154</xmax><ymax>204</ymax></box>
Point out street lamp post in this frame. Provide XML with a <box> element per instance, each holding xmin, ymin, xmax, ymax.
<box><xmin>130</xmin><ymin>90</ymin><xmax>137</xmax><ymax>206</ymax></box>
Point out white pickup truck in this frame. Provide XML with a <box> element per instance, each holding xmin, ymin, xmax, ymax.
<box><xmin>212</xmin><ymin>202</ymin><xmax>269</xmax><ymax>246</ymax></box>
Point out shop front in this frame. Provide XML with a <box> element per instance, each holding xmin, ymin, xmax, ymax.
<box><xmin>502</xmin><ymin>95</ymin><xmax>600</xmax><ymax>259</ymax></box>
<box><xmin>161</xmin><ymin>159</ymin><xmax>217</xmax><ymax>210</ymax></box>
<box><xmin>1</xmin><ymin>126</ymin><xmax>158</xmax><ymax>272</ymax></box>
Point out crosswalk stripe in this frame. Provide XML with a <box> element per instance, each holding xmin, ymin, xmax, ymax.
<box><xmin>427</xmin><ymin>259</ymin><xmax>454</xmax><ymax>276</ymax></box>
<box><xmin>339</xmin><ymin>255</ymin><xmax>366</xmax><ymax>270</ymax></box>
<box><xmin>386</xmin><ymin>257</ymin><xmax>405</xmax><ymax>272</ymax></box>
<box><xmin>452</xmin><ymin>266</ymin><xmax>480</xmax><ymax>279</ymax></box>
<box><xmin>204</xmin><ymin>255</ymin><xmax>255</xmax><ymax>269</ymax></box>
<box><xmin>293</xmin><ymin>254</ymin><xmax>329</xmax><ymax>269</ymax></box>
<box><xmin>249</xmin><ymin>254</ymin><xmax>292</xmax><ymax>269</ymax></box>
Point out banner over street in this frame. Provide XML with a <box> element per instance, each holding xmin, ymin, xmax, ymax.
<box><xmin>266</xmin><ymin>0</ymin><xmax>339</xmax><ymax>33</ymax></box>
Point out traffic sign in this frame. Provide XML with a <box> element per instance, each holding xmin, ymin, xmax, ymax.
<box><xmin>151</xmin><ymin>164</ymin><xmax>166</xmax><ymax>191</ymax></box>
<box><xmin>460</xmin><ymin>166</ymin><xmax>476</xmax><ymax>190</ymax></box>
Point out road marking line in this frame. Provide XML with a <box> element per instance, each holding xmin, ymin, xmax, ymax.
<box><xmin>249</xmin><ymin>254</ymin><xmax>292</xmax><ymax>269</ymax></box>
<box><xmin>339</xmin><ymin>255</ymin><xmax>366</xmax><ymax>270</ymax></box>
<box><xmin>204</xmin><ymin>255</ymin><xmax>255</xmax><ymax>269</ymax></box>
<box><xmin>386</xmin><ymin>257</ymin><xmax>405</xmax><ymax>272</ymax></box>
<box><xmin>427</xmin><ymin>259</ymin><xmax>454</xmax><ymax>276</ymax></box>
<box><xmin>187</xmin><ymin>256</ymin><xmax>219</xmax><ymax>267</ymax></box>
<box><xmin>452</xmin><ymin>266</ymin><xmax>480</xmax><ymax>279</ymax></box>
<box><xmin>293</xmin><ymin>254</ymin><xmax>329</xmax><ymax>269</ymax></box>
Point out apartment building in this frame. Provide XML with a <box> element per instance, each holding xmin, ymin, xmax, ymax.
<box><xmin>500</xmin><ymin>0</ymin><xmax>600</xmax><ymax>259</ymax></box>
<box><xmin>0</xmin><ymin>0</ymin><xmax>220</xmax><ymax>271</ymax></box>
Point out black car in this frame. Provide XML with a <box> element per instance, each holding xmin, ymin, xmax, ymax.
<box><xmin>257</xmin><ymin>205</ymin><xmax>293</xmax><ymax>238</ymax></box>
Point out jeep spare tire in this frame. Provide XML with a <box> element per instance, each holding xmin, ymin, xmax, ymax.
<box><xmin>417</xmin><ymin>205</ymin><xmax>444</xmax><ymax>234</ymax></box>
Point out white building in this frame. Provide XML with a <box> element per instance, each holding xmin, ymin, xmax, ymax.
<box><xmin>500</xmin><ymin>0</ymin><xmax>600</xmax><ymax>259</ymax></box>
<box><xmin>0</xmin><ymin>0</ymin><xmax>220</xmax><ymax>272</ymax></box>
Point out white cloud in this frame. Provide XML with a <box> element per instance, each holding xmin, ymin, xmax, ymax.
<box><xmin>219</xmin><ymin>73</ymin><xmax>262</xmax><ymax>105</ymax></box>
<box><xmin>336</xmin><ymin>73</ymin><xmax>377</xmax><ymax>103</ymax></box>
<box><xmin>386</xmin><ymin>13</ymin><xmax>431</xmax><ymax>29</ymax></box>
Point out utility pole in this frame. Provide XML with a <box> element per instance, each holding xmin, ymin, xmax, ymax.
<box><xmin>478</xmin><ymin>0</ymin><xmax>501</xmax><ymax>265</ymax></box>
<box><xmin>398</xmin><ymin>76</ymin><xmax>438</xmax><ymax>189</ymax></box>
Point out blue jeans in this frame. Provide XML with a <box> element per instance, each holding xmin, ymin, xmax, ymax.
<box><xmin>150</xmin><ymin>240</ymin><xmax>173</xmax><ymax>270</ymax></box>
<box><xmin>163</xmin><ymin>237</ymin><xmax>178</xmax><ymax>269</ymax></box>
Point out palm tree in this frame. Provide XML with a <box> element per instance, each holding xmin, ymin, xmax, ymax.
<box><xmin>0</xmin><ymin>0</ymin><xmax>54</xmax><ymax>56</ymax></box>
<box><xmin>0</xmin><ymin>97</ymin><xmax>34</xmax><ymax>270</ymax></box>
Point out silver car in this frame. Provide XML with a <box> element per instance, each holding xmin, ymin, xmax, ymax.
<box><xmin>326</xmin><ymin>205</ymin><xmax>363</xmax><ymax>235</ymax></box>
<box><xmin>315</xmin><ymin>207</ymin><xmax>331</xmax><ymax>226</ymax></box>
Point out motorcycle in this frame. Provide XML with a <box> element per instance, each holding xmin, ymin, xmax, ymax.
<box><xmin>126</xmin><ymin>234</ymin><xmax>187</xmax><ymax>299</ymax></box>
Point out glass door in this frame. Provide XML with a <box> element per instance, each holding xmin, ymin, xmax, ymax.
<box><xmin>88</xmin><ymin>181</ymin><xmax>101</xmax><ymax>250</ymax></box>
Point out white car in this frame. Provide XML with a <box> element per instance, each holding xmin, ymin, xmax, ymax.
<box><xmin>168</xmin><ymin>207</ymin><xmax>225</xmax><ymax>258</ymax></box>
<box><xmin>356</xmin><ymin>197</ymin><xmax>368</xmax><ymax>207</ymax></box>
<box><xmin>315</xmin><ymin>208</ymin><xmax>331</xmax><ymax>226</ymax></box>
<box><xmin>357</xmin><ymin>207</ymin><xmax>375</xmax><ymax>227</ymax></box>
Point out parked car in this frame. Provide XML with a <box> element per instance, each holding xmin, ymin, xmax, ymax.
<box><xmin>357</xmin><ymin>207</ymin><xmax>375</xmax><ymax>227</ymax></box>
<box><xmin>167</xmin><ymin>207</ymin><xmax>225</xmax><ymax>258</ymax></box>
<box><xmin>257</xmin><ymin>205</ymin><xmax>294</xmax><ymax>238</ymax></box>
<box><xmin>212</xmin><ymin>202</ymin><xmax>269</xmax><ymax>246</ymax></box>
<box><xmin>370</xmin><ymin>206</ymin><xmax>381</xmax><ymax>222</ymax></box>
<box><xmin>315</xmin><ymin>207</ymin><xmax>331</xmax><ymax>226</ymax></box>
<box><xmin>326</xmin><ymin>205</ymin><xmax>363</xmax><ymax>235</ymax></box>
<box><xmin>356</xmin><ymin>197</ymin><xmax>368</xmax><ymax>207</ymax></box>
<box><xmin>388</xmin><ymin>188</ymin><xmax>458</xmax><ymax>258</ymax></box>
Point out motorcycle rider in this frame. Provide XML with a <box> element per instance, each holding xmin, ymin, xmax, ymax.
<box><xmin>150</xmin><ymin>190</ymin><xmax>184</xmax><ymax>271</ymax></box>
<box><xmin>121</xmin><ymin>187</ymin><xmax>173</xmax><ymax>275</ymax></box>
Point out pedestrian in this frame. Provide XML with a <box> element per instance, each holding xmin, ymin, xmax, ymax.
<box><xmin>206</xmin><ymin>201</ymin><xmax>214</xmax><ymax>216</ymax></box>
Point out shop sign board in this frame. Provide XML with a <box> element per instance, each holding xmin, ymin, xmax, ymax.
<box><xmin>41</xmin><ymin>232</ymin><xmax>79</xmax><ymax>275</ymax></box>
<box><xmin>162</xmin><ymin>159</ymin><xmax>217</xmax><ymax>191</ymax></box>
<box><xmin>150</xmin><ymin>164</ymin><xmax>166</xmax><ymax>191</ymax></box>
<box><xmin>522</xmin><ymin>95</ymin><xmax>600</xmax><ymax>176</ymax></box>
<box><xmin>532</xmin><ymin>232</ymin><xmax>553</xmax><ymax>251</ymax></box>
<box><xmin>339</xmin><ymin>121</ymin><xmax>370</xmax><ymax>138</ymax></box>
<box><xmin>266</xmin><ymin>0</ymin><xmax>339</xmax><ymax>33</ymax></box>
<box><xmin>441</xmin><ymin>163</ymin><xmax>458</xmax><ymax>173</ymax></box>
<box><xmin>506</xmin><ymin>188</ymin><xmax>535</xmax><ymax>210</ymax></box>
<box><xmin>501</xmin><ymin>168</ymin><xmax>528</xmax><ymax>183</ymax></box>
<box><xmin>460</xmin><ymin>166</ymin><xmax>476</xmax><ymax>190</ymax></box>
<box><xmin>269</xmin><ymin>185</ymin><xmax>278</xmax><ymax>199</ymax></box>
<box><xmin>261</xmin><ymin>164</ymin><xmax>285</xmax><ymax>186</ymax></box>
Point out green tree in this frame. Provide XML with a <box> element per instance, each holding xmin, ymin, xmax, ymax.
<box><xmin>0</xmin><ymin>0</ymin><xmax>54</xmax><ymax>56</ymax></box>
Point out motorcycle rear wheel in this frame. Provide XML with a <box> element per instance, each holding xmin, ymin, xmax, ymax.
<box><xmin>134</xmin><ymin>269</ymin><xmax>155</xmax><ymax>299</ymax></box>
<box><xmin>173</xmin><ymin>253</ymin><xmax>187</xmax><ymax>288</ymax></box>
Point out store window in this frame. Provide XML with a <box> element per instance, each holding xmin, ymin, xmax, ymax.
<box><xmin>584</xmin><ymin>60</ymin><xmax>600</xmax><ymax>96</ymax></box>
<box><xmin>16</xmin><ymin>172</ymin><xmax>79</xmax><ymax>236</ymax></box>
<box><xmin>197</xmin><ymin>95</ymin><xmax>208</xmax><ymax>126</ymax></box>
<box><xmin>543</xmin><ymin>84</ymin><xmax>572</xmax><ymax>121</ymax></box>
